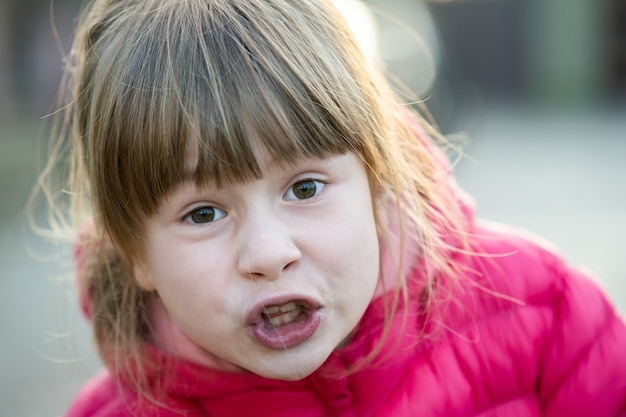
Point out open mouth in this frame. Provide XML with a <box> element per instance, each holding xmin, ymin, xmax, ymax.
<box><xmin>248</xmin><ymin>298</ymin><xmax>322</xmax><ymax>350</ymax></box>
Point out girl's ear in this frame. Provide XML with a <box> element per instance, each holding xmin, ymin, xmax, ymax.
<box><xmin>134</xmin><ymin>262</ymin><xmax>157</xmax><ymax>292</ymax></box>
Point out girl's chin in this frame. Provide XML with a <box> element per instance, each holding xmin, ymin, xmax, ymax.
<box><xmin>242</xmin><ymin>345</ymin><xmax>336</xmax><ymax>381</ymax></box>
<box><xmin>251</xmin><ymin>360</ymin><xmax>325</xmax><ymax>381</ymax></box>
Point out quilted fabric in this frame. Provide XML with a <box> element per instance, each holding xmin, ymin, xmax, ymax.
<box><xmin>65</xmin><ymin>218</ymin><xmax>626</xmax><ymax>417</ymax></box>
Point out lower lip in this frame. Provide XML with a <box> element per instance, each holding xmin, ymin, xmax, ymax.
<box><xmin>249</xmin><ymin>308</ymin><xmax>322</xmax><ymax>350</ymax></box>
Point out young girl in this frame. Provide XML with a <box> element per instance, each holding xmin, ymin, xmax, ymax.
<box><xmin>42</xmin><ymin>0</ymin><xmax>626</xmax><ymax>415</ymax></box>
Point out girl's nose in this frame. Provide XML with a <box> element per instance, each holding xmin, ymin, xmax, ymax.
<box><xmin>236</xmin><ymin>208</ymin><xmax>301</xmax><ymax>281</ymax></box>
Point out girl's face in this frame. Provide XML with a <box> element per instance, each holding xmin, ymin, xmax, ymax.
<box><xmin>138</xmin><ymin>152</ymin><xmax>380</xmax><ymax>379</ymax></box>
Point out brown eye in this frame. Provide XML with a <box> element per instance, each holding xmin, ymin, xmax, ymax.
<box><xmin>187</xmin><ymin>206</ymin><xmax>225</xmax><ymax>224</ymax></box>
<box><xmin>286</xmin><ymin>180</ymin><xmax>325</xmax><ymax>201</ymax></box>
<box><xmin>293</xmin><ymin>181</ymin><xmax>317</xmax><ymax>199</ymax></box>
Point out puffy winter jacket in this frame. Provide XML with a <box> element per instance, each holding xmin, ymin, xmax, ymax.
<box><xmin>65</xmin><ymin>215</ymin><xmax>626</xmax><ymax>417</ymax></box>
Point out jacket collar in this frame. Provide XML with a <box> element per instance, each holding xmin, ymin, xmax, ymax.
<box><xmin>140</xmin><ymin>289</ymin><xmax>424</xmax><ymax>416</ymax></box>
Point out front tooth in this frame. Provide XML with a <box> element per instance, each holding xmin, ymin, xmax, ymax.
<box><xmin>264</xmin><ymin>302</ymin><xmax>300</xmax><ymax>317</ymax></box>
<box><xmin>264</xmin><ymin>306</ymin><xmax>281</xmax><ymax>315</ymax></box>
<box><xmin>268</xmin><ymin>309</ymin><xmax>300</xmax><ymax>327</ymax></box>
<box><xmin>279</xmin><ymin>302</ymin><xmax>297</xmax><ymax>313</ymax></box>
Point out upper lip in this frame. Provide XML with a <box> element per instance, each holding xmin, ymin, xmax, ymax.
<box><xmin>246</xmin><ymin>294</ymin><xmax>322</xmax><ymax>326</ymax></box>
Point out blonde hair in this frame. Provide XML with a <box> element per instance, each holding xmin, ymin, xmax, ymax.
<box><xmin>40</xmin><ymin>0</ymin><xmax>466</xmax><ymax>396</ymax></box>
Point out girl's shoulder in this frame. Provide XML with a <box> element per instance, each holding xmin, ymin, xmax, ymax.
<box><xmin>455</xmin><ymin>221</ymin><xmax>626</xmax><ymax>412</ymax></box>
<box><xmin>438</xmin><ymin>218</ymin><xmax>622</xmax><ymax>349</ymax></box>
<box><xmin>464</xmin><ymin>220</ymin><xmax>592</xmax><ymax>305</ymax></box>
<box><xmin>453</xmin><ymin>218</ymin><xmax>624</xmax><ymax>367</ymax></box>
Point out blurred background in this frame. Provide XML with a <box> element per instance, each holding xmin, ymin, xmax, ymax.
<box><xmin>1</xmin><ymin>0</ymin><xmax>624</xmax><ymax>415</ymax></box>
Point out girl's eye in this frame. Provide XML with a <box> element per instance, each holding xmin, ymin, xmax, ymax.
<box><xmin>186</xmin><ymin>206</ymin><xmax>226</xmax><ymax>224</ymax></box>
<box><xmin>285</xmin><ymin>180</ymin><xmax>326</xmax><ymax>201</ymax></box>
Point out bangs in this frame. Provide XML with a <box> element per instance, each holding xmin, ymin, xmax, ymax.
<box><xmin>186</xmin><ymin>43</ymin><xmax>360</xmax><ymax>188</ymax></box>
<box><xmin>179</xmin><ymin>1</ymin><xmax>371</xmax><ymax>188</ymax></box>
<box><xmin>83</xmin><ymin>0</ymin><xmax>379</xmax><ymax>222</ymax></box>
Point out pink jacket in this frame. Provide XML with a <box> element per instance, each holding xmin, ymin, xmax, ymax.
<box><xmin>65</xmin><ymin>216</ymin><xmax>626</xmax><ymax>416</ymax></box>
